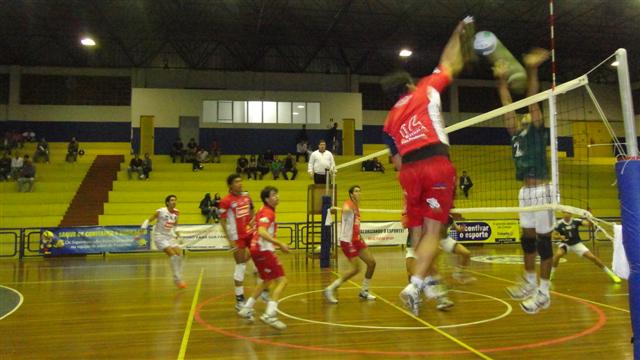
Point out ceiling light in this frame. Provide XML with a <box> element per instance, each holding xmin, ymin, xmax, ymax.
<box><xmin>293</xmin><ymin>112</ymin><xmax>299</xmax><ymax>115</ymax></box>
<box><xmin>297</xmin><ymin>105</ymin><xmax>305</xmax><ymax>108</ymax></box>
<box><xmin>81</xmin><ymin>37</ymin><xmax>96</xmax><ymax>47</ymax></box>
<box><xmin>611</xmin><ymin>60</ymin><xmax>619</xmax><ymax>67</ymax></box>
<box><xmin>399</xmin><ymin>49</ymin><xmax>413</xmax><ymax>57</ymax></box>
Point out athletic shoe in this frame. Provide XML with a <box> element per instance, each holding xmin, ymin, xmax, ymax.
<box><xmin>175</xmin><ymin>280</ymin><xmax>187</xmax><ymax>289</ymax></box>
<box><xmin>452</xmin><ymin>273</ymin><xmax>477</xmax><ymax>284</ymax></box>
<box><xmin>400</xmin><ymin>284</ymin><xmax>420</xmax><ymax>316</ymax></box>
<box><xmin>358</xmin><ymin>290</ymin><xmax>376</xmax><ymax>301</ymax></box>
<box><xmin>260</xmin><ymin>290</ymin><xmax>271</xmax><ymax>302</ymax></box>
<box><xmin>237</xmin><ymin>307</ymin><xmax>254</xmax><ymax>321</ymax></box>
<box><xmin>323</xmin><ymin>287</ymin><xmax>338</xmax><ymax>304</ymax></box>
<box><xmin>260</xmin><ymin>313</ymin><xmax>287</xmax><ymax>330</ymax></box>
<box><xmin>424</xmin><ymin>281</ymin><xmax>448</xmax><ymax>300</ymax></box>
<box><xmin>436</xmin><ymin>296</ymin><xmax>455</xmax><ymax>311</ymax></box>
<box><xmin>235</xmin><ymin>300</ymin><xmax>245</xmax><ymax>311</ymax></box>
<box><xmin>506</xmin><ymin>282</ymin><xmax>536</xmax><ymax>301</ymax></box>
<box><xmin>520</xmin><ymin>291</ymin><xmax>550</xmax><ymax>314</ymax></box>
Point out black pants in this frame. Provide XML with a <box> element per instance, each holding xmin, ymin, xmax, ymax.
<box><xmin>460</xmin><ymin>184</ymin><xmax>472</xmax><ymax>198</ymax></box>
<box><xmin>283</xmin><ymin>168</ymin><xmax>298</xmax><ymax>180</ymax></box>
<box><xmin>313</xmin><ymin>173</ymin><xmax>327</xmax><ymax>185</ymax></box>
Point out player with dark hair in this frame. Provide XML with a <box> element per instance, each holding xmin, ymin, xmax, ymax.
<box><xmin>140</xmin><ymin>195</ymin><xmax>185</xmax><ymax>288</ymax></box>
<box><xmin>324</xmin><ymin>185</ymin><xmax>377</xmax><ymax>304</ymax></box>
<box><xmin>237</xmin><ymin>186</ymin><xmax>290</xmax><ymax>330</ymax></box>
<box><xmin>219</xmin><ymin>173</ymin><xmax>255</xmax><ymax>310</ymax></box>
<box><xmin>381</xmin><ymin>19</ymin><xmax>472</xmax><ymax>316</ymax></box>
<box><xmin>495</xmin><ymin>48</ymin><xmax>555</xmax><ymax>314</ymax></box>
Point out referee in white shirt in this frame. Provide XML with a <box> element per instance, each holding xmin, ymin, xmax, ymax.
<box><xmin>308</xmin><ymin>139</ymin><xmax>335</xmax><ymax>184</ymax></box>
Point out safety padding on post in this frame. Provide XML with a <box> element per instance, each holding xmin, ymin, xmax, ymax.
<box><xmin>320</xmin><ymin>195</ymin><xmax>332</xmax><ymax>268</ymax></box>
<box><xmin>616</xmin><ymin>159</ymin><xmax>640</xmax><ymax>356</ymax></box>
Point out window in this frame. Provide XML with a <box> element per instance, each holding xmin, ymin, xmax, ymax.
<box><xmin>202</xmin><ymin>100</ymin><xmax>321</xmax><ymax>124</ymax></box>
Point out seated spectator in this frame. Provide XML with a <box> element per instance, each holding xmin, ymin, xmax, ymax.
<box><xmin>66</xmin><ymin>137</ymin><xmax>79</xmax><ymax>162</ymax></box>
<box><xmin>263</xmin><ymin>148</ymin><xmax>274</xmax><ymax>164</ymax></box>
<box><xmin>12</xmin><ymin>130</ymin><xmax>24</xmax><ymax>149</ymax></box>
<box><xmin>296</xmin><ymin>140</ymin><xmax>310</xmax><ymax>162</ymax></box>
<box><xmin>210</xmin><ymin>140</ymin><xmax>221</xmax><ymax>163</ymax></box>
<box><xmin>282</xmin><ymin>153</ymin><xmax>298</xmax><ymax>180</ymax></box>
<box><xmin>256</xmin><ymin>155</ymin><xmax>270</xmax><ymax>180</ymax></box>
<box><xmin>196</xmin><ymin>148</ymin><xmax>210</xmax><ymax>163</ymax></box>
<box><xmin>171</xmin><ymin>138</ymin><xmax>185</xmax><ymax>163</ymax></box>
<box><xmin>127</xmin><ymin>154</ymin><xmax>144</xmax><ymax>179</ymax></box>
<box><xmin>192</xmin><ymin>157</ymin><xmax>204</xmax><ymax>171</ymax></box>
<box><xmin>22</xmin><ymin>130</ymin><xmax>36</xmax><ymax>143</ymax></box>
<box><xmin>142</xmin><ymin>153</ymin><xmax>153</xmax><ymax>180</ymax></box>
<box><xmin>361</xmin><ymin>157</ymin><xmax>385</xmax><ymax>173</ymax></box>
<box><xmin>17</xmin><ymin>156</ymin><xmax>35</xmax><ymax>192</ymax></box>
<box><xmin>247</xmin><ymin>155</ymin><xmax>258</xmax><ymax>180</ymax></box>
<box><xmin>236</xmin><ymin>155</ymin><xmax>249</xmax><ymax>177</ymax></box>
<box><xmin>33</xmin><ymin>138</ymin><xmax>49</xmax><ymax>163</ymax></box>
<box><xmin>186</xmin><ymin>138</ymin><xmax>198</xmax><ymax>162</ymax></box>
<box><xmin>10</xmin><ymin>153</ymin><xmax>23</xmax><ymax>179</ymax></box>
<box><xmin>270</xmin><ymin>155</ymin><xmax>283</xmax><ymax>180</ymax></box>
<box><xmin>0</xmin><ymin>152</ymin><xmax>11</xmax><ymax>181</ymax></box>
<box><xmin>199</xmin><ymin>193</ymin><xmax>215</xmax><ymax>224</ymax></box>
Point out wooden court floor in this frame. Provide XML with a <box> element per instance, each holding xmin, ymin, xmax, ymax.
<box><xmin>0</xmin><ymin>243</ymin><xmax>632</xmax><ymax>359</ymax></box>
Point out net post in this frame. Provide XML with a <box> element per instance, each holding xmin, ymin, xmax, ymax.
<box><xmin>615</xmin><ymin>48</ymin><xmax>638</xmax><ymax>157</ymax></box>
<box><xmin>320</xmin><ymin>195</ymin><xmax>332</xmax><ymax>268</ymax></box>
<box><xmin>548</xmin><ymin>91</ymin><xmax>560</xmax><ymax>204</ymax></box>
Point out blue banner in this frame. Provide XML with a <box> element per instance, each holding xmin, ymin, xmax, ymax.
<box><xmin>41</xmin><ymin>226</ymin><xmax>150</xmax><ymax>255</ymax></box>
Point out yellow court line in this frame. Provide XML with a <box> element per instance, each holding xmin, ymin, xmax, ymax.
<box><xmin>332</xmin><ymin>272</ymin><xmax>493</xmax><ymax>360</ymax></box>
<box><xmin>177</xmin><ymin>268</ymin><xmax>205</xmax><ymax>360</ymax></box>
<box><xmin>465</xmin><ymin>269</ymin><xmax>630</xmax><ymax>314</ymax></box>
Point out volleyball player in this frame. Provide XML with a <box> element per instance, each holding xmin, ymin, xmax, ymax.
<box><xmin>237</xmin><ymin>186</ymin><xmax>289</xmax><ymax>330</ymax></box>
<box><xmin>140</xmin><ymin>195</ymin><xmax>185</xmax><ymax>288</ymax></box>
<box><xmin>551</xmin><ymin>211</ymin><xmax>621</xmax><ymax>283</ymax></box>
<box><xmin>323</xmin><ymin>185</ymin><xmax>377</xmax><ymax>304</ymax></box>
<box><xmin>495</xmin><ymin>48</ymin><xmax>554</xmax><ymax>314</ymax></box>
<box><xmin>381</xmin><ymin>19</ymin><xmax>469</xmax><ymax>316</ymax></box>
<box><xmin>219</xmin><ymin>173</ymin><xmax>255</xmax><ymax>310</ymax></box>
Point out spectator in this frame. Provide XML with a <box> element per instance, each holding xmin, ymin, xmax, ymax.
<box><xmin>17</xmin><ymin>156</ymin><xmax>35</xmax><ymax>192</ymax></box>
<box><xmin>263</xmin><ymin>148</ymin><xmax>274</xmax><ymax>164</ymax></box>
<box><xmin>0</xmin><ymin>152</ymin><xmax>11</xmax><ymax>181</ymax></box>
<box><xmin>199</xmin><ymin>193</ymin><xmax>216</xmax><ymax>224</ymax></box>
<box><xmin>192</xmin><ymin>156</ymin><xmax>204</xmax><ymax>171</ymax></box>
<box><xmin>171</xmin><ymin>138</ymin><xmax>185</xmax><ymax>163</ymax></box>
<box><xmin>282</xmin><ymin>153</ymin><xmax>298</xmax><ymax>180</ymax></box>
<box><xmin>297</xmin><ymin>124</ymin><xmax>309</xmax><ymax>143</ymax></box>
<box><xmin>362</xmin><ymin>157</ymin><xmax>385</xmax><ymax>173</ymax></box>
<box><xmin>142</xmin><ymin>153</ymin><xmax>153</xmax><ymax>180</ymax></box>
<box><xmin>127</xmin><ymin>154</ymin><xmax>144</xmax><ymax>180</ymax></box>
<box><xmin>327</xmin><ymin>122</ymin><xmax>338</xmax><ymax>153</ymax></box>
<box><xmin>186</xmin><ymin>138</ymin><xmax>198</xmax><ymax>162</ymax></box>
<box><xmin>308</xmin><ymin>139</ymin><xmax>335</xmax><ymax>184</ymax></box>
<box><xmin>66</xmin><ymin>137</ymin><xmax>79</xmax><ymax>162</ymax></box>
<box><xmin>22</xmin><ymin>130</ymin><xmax>36</xmax><ymax>143</ymax></box>
<box><xmin>270</xmin><ymin>155</ymin><xmax>283</xmax><ymax>180</ymax></box>
<box><xmin>10</xmin><ymin>152</ymin><xmax>23</xmax><ymax>179</ymax></box>
<box><xmin>236</xmin><ymin>154</ymin><xmax>249</xmax><ymax>177</ymax></box>
<box><xmin>33</xmin><ymin>138</ymin><xmax>49</xmax><ymax>163</ymax></box>
<box><xmin>459</xmin><ymin>170</ymin><xmax>473</xmax><ymax>199</ymax></box>
<box><xmin>196</xmin><ymin>148</ymin><xmax>210</xmax><ymax>163</ymax></box>
<box><xmin>210</xmin><ymin>140</ymin><xmax>221</xmax><ymax>163</ymax></box>
<box><xmin>256</xmin><ymin>155</ymin><xmax>270</xmax><ymax>180</ymax></box>
<box><xmin>1</xmin><ymin>132</ymin><xmax>11</xmax><ymax>152</ymax></box>
<box><xmin>247</xmin><ymin>155</ymin><xmax>258</xmax><ymax>180</ymax></box>
<box><xmin>12</xmin><ymin>130</ymin><xmax>24</xmax><ymax>149</ymax></box>
<box><xmin>296</xmin><ymin>140</ymin><xmax>310</xmax><ymax>162</ymax></box>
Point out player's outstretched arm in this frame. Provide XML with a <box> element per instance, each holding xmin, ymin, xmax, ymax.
<box><xmin>494</xmin><ymin>60</ymin><xmax>518</xmax><ymax>136</ymax></box>
<box><xmin>439</xmin><ymin>20</ymin><xmax>467</xmax><ymax>79</ymax></box>
<box><xmin>523</xmin><ymin>48</ymin><xmax>550</xmax><ymax>128</ymax></box>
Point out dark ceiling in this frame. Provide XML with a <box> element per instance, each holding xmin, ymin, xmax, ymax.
<box><xmin>1</xmin><ymin>0</ymin><xmax>639</xmax><ymax>82</ymax></box>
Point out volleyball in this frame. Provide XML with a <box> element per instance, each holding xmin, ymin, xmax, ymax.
<box><xmin>473</xmin><ymin>31</ymin><xmax>497</xmax><ymax>56</ymax></box>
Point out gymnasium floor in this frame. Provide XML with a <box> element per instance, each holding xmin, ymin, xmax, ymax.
<box><xmin>0</xmin><ymin>243</ymin><xmax>631</xmax><ymax>359</ymax></box>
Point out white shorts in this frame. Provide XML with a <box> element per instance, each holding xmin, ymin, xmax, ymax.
<box><xmin>558</xmin><ymin>242</ymin><xmax>589</xmax><ymax>257</ymax></box>
<box><xmin>153</xmin><ymin>233</ymin><xmax>178</xmax><ymax>250</ymax></box>
<box><xmin>405</xmin><ymin>237</ymin><xmax>456</xmax><ymax>259</ymax></box>
<box><xmin>518</xmin><ymin>184</ymin><xmax>554</xmax><ymax>234</ymax></box>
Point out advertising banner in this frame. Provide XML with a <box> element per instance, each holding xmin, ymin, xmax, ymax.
<box><xmin>452</xmin><ymin>220</ymin><xmax>520</xmax><ymax>243</ymax></box>
<box><xmin>357</xmin><ymin>222</ymin><xmax>408</xmax><ymax>246</ymax></box>
<box><xmin>42</xmin><ymin>226</ymin><xmax>150</xmax><ymax>255</ymax></box>
<box><xmin>175</xmin><ymin>224</ymin><xmax>230</xmax><ymax>250</ymax></box>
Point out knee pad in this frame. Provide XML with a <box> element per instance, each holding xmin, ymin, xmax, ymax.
<box><xmin>233</xmin><ymin>263</ymin><xmax>246</xmax><ymax>282</ymax></box>
<box><xmin>521</xmin><ymin>236</ymin><xmax>537</xmax><ymax>254</ymax></box>
<box><xmin>536</xmin><ymin>235</ymin><xmax>553</xmax><ymax>260</ymax></box>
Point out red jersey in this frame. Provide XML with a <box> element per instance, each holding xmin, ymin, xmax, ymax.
<box><xmin>339</xmin><ymin>199</ymin><xmax>360</xmax><ymax>243</ymax></box>
<box><xmin>382</xmin><ymin>66</ymin><xmax>451</xmax><ymax>156</ymax></box>
<box><xmin>251</xmin><ymin>205</ymin><xmax>277</xmax><ymax>252</ymax></box>
<box><xmin>219</xmin><ymin>192</ymin><xmax>254</xmax><ymax>241</ymax></box>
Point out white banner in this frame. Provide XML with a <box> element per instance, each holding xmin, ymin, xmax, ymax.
<box><xmin>175</xmin><ymin>224</ymin><xmax>230</xmax><ymax>250</ymax></box>
<box><xmin>355</xmin><ymin>221</ymin><xmax>408</xmax><ymax>246</ymax></box>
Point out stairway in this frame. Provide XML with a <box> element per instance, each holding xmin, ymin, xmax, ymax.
<box><xmin>59</xmin><ymin>155</ymin><xmax>124</xmax><ymax>227</ymax></box>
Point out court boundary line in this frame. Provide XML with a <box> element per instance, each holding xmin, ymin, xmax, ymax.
<box><xmin>333</xmin><ymin>272</ymin><xmax>494</xmax><ymax>360</ymax></box>
<box><xmin>0</xmin><ymin>285</ymin><xmax>24</xmax><ymax>321</ymax></box>
<box><xmin>177</xmin><ymin>267</ymin><xmax>204</xmax><ymax>360</ymax></box>
<box><xmin>465</xmin><ymin>269</ymin><xmax>630</xmax><ymax>313</ymax></box>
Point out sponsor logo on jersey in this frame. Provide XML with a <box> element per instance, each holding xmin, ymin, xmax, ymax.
<box><xmin>399</xmin><ymin>115</ymin><xmax>428</xmax><ymax>144</ymax></box>
<box><xmin>426</xmin><ymin>198</ymin><xmax>440</xmax><ymax>209</ymax></box>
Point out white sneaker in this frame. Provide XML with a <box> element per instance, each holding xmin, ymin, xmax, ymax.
<box><xmin>324</xmin><ymin>287</ymin><xmax>338</xmax><ymax>304</ymax></box>
<box><xmin>436</xmin><ymin>296</ymin><xmax>455</xmax><ymax>311</ymax></box>
<box><xmin>235</xmin><ymin>300</ymin><xmax>245</xmax><ymax>311</ymax></box>
<box><xmin>400</xmin><ymin>284</ymin><xmax>420</xmax><ymax>316</ymax></box>
<box><xmin>423</xmin><ymin>281</ymin><xmax>447</xmax><ymax>299</ymax></box>
<box><xmin>358</xmin><ymin>290</ymin><xmax>376</xmax><ymax>301</ymax></box>
<box><xmin>260</xmin><ymin>313</ymin><xmax>287</xmax><ymax>330</ymax></box>
<box><xmin>506</xmin><ymin>282</ymin><xmax>537</xmax><ymax>301</ymax></box>
<box><xmin>520</xmin><ymin>291</ymin><xmax>550</xmax><ymax>314</ymax></box>
<box><xmin>237</xmin><ymin>307</ymin><xmax>254</xmax><ymax>321</ymax></box>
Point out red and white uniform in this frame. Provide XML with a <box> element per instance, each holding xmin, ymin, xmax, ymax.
<box><xmin>383</xmin><ymin>66</ymin><xmax>456</xmax><ymax>226</ymax></box>
<box><xmin>250</xmin><ymin>205</ymin><xmax>285</xmax><ymax>281</ymax></box>
<box><xmin>339</xmin><ymin>199</ymin><xmax>367</xmax><ymax>259</ymax></box>
<box><xmin>219</xmin><ymin>192</ymin><xmax>254</xmax><ymax>248</ymax></box>
<box><xmin>153</xmin><ymin>207</ymin><xmax>179</xmax><ymax>250</ymax></box>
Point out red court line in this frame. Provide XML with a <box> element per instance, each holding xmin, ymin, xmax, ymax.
<box><xmin>193</xmin><ymin>293</ymin><xmax>606</xmax><ymax>356</ymax></box>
